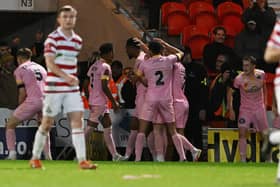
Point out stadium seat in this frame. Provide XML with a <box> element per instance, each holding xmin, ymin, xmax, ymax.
<box><xmin>193</xmin><ymin>13</ymin><xmax>218</xmax><ymax>32</ymax></box>
<box><xmin>242</xmin><ymin>0</ymin><xmax>251</xmax><ymax>9</ymax></box>
<box><xmin>189</xmin><ymin>1</ymin><xmax>217</xmax><ymax>31</ymax></box>
<box><xmin>217</xmin><ymin>2</ymin><xmax>243</xmax><ymax>18</ymax></box>
<box><xmin>181</xmin><ymin>25</ymin><xmax>210</xmax><ymax>59</ymax></box>
<box><xmin>160</xmin><ymin>2</ymin><xmax>187</xmax><ymax>27</ymax></box>
<box><xmin>222</xmin><ymin>15</ymin><xmax>244</xmax><ymax>33</ymax></box>
<box><xmin>217</xmin><ymin>2</ymin><xmax>244</xmax><ymax>33</ymax></box>
<box><xmin>167</xmin><ymin>12</ymin><xmax>191</xmax><ymax>36</ymax></box>
<box><xmin>182</xmin><ymin>0</ymin><xmax>213</xmax><ymax>9</ymax></box>
<box><xmin>189</xmin><ymin>1</ymin><xmax>215</xmax><ymax>18</ymax></box>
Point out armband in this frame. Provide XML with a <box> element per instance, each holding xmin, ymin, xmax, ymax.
<box><xmin>101</xmin><ymin>75</ymin><xmax>110</xmax><ymax>80</ymax></box>
<box><xmin>17</xmin><ymin>84</ymin><xmax>25</xmax><ymax>89</ymax></box>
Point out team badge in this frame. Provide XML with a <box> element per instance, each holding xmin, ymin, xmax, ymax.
<box><xmin>239</xmin><ymin>118</ymin><xmax>246</xmax><ymax>124</ymax></box>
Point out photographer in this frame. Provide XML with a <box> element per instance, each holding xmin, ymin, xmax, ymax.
<box><xmin>208</xmin><ymin>62</ymin><xmax>237</xmax><ymax>128</ymax></box>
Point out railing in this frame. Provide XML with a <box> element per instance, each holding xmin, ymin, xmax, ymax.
<box><xmin>114</xmin><ymin>0</ymin><xmax>155</xmax><ymax>41</ymax></box>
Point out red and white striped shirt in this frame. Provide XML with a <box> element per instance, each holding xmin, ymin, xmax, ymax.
<box><xmin>267</xmin><ymin>20</ymin><xmax>280</xmax><ymax>50</ymax></box>
<box><xmin>267</xmin><ymin>20</ymin><xmax>280</xmax><ymax>87</ymax></box>
<box><xmin>44</xmin><ymin>27</ymin><xmax>82</xmax><ymax>93</ymax></box>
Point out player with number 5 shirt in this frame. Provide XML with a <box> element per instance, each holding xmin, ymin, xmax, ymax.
<box><xmin>5</xmin><ymin>48</ymin><xmax>48</xmax><ymax>160</ymax></box>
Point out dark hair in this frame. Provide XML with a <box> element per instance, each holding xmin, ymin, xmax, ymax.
<box><xmin>243</xmin><ymin>55</ymin><xmax>257</xmax><ymax>65</ymax></box>
<box><xmin>99</xmin><ymin>43</ymin><xmax>113</xmax><ymax>56</ymax></box>
<box><xmin>88</xmin><ymin>51</ymin><xmax>100</xmax><ymax>67</ymax></box>
<box><xmin>126</xmin><ymin>37</ymin><xmax>140</xmax><ymax>49</ymax></box>
<box><xmin>220</xmin><ymin>62</ymin><xmax>231</xmax><ymax>73</ymax></box>
<box><xmin>57</xmin><ymin>5</ymin><xmax>77</xmax><ymax>16</ymax></box>
<box><xmin>111</xmin><ymin>60</ymin><xmax>123</xmax><ymax>69</ymax></box>
<box><xmin>213</xmin><ymin>26</ymin><xmax>226</xmax><ymax>35</ymax></box>
<box><xmin>16</xmin><ymin>48</ymin><xmax>32</xmax><ymax>59</ymax></box>
<box><xmin>148</xmin><ymin>41</ymin><xmax>162</xmax><ymax>55</ymax></box>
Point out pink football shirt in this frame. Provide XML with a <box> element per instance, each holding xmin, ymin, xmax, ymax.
<box><xmin>139</xmin><ymin>54</ymin><xmax>178</xmax><ymax>101</ymax></box>
<box><xmin>234</xmin><ymin>69</ymin><xmax>266</xmax><ymax>111</ymax></box>
<box><xmin>14</xmin><ymin>61</ymin><xmax>47</xmax><ymax>102</ymax></box>
<box><xmin>173</xmin><ymin>62</ymin><xmax>187</xmax><ymax>102</ymax></box>
<box><xmin>87</xmin><ymin>59</ymin><xmax>112</xmax><ymax>106</ymax></box>
<box><xmin>134</xmin><ymin>51</ymin><xmax>147</xmax><ymax>100</ymax></box>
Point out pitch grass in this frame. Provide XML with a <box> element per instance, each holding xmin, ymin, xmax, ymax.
<box><xmin>0</xmin><ymin>161</ymin><xmax>278</xmax><ymax>187</ymax></box>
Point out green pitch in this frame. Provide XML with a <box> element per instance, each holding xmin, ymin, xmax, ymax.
<box><xmin>0</xmin><ymin>161</ymin><xmax>278</xmax><ymax>187</ymax></box>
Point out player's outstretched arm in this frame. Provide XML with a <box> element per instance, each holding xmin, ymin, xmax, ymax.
<box><xmin>133</xmin><ymin>37</ymin><xmax>150</xmax><ymax>55</ymax></box>
<box><xmin>153</xmin><ymin>38</ymin><xmax>184</xmax><ymax>60</ymax></box>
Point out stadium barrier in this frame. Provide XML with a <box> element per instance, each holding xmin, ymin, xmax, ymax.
<box><xmin>208</xmin><ymin>128</ymin><xmax>279</xmax><ymax>162</ymax></box>
<box><xmin>0</xmin><ymin>108</ymin><xmax>132</xmax><ymax>160</ymax></box>
<box><xmin>3</xmin><ymin>107</ymin><xmax>278</xmax><ymax>162</ymax></box>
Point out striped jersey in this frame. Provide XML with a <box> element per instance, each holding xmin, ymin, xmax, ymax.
<box><xmin>267</xmin><ymin>20</ymin><xmax>280</xmax><ymax>88</ymax></box>
<box><xmin>267</xmin><ymin>20</ymin><xmax>280</xmax><ymax>49</ymax></box>
<box><xmin>44</xmin><ymin>27</ymin><xmax>82</xmax><ymax>93</ymax></box>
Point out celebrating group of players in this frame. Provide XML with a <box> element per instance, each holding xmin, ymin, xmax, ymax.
<box><xmin>5</xmin><ymin>6</ymin><xmax>280</xmax><ymax>183</ymax></box>
<box><xmin>3</xmin><ymin>5</ymin><xmax>201</xmax><ymax>169</ymax></box>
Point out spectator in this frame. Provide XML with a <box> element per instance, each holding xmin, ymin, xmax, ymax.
<box><xmin>31</xmin><ymin>31</ymin><xmax>45</xmax><ymax>68</ymax></box>
<box><xmin>121</xmin><ymin>67</ymin><xmax>136</xmax><ymax>109</ymax></box>
<box><xmin>208</xmin><ymin>62</ymin><xmax>236</xmax><ymax>127</ymax></box>
<box><xmin>215</xmin><ymin>53</ymin><xmax>229</xmax><ymax>72</ymax></box>
<box><xmin>203</xmin><ymin>26</ymin><xmax>239</xmax><ymax>73</ymax></box>
<box><xmin>0</xmin><ymin>41</ymin><xmax>18</xmax><ymax>109</ymax></box>
<box><xmin>183</xmin><ymin>47</ymin><xmax>208</xmax><ymax>151</ymax></box>
<box><xmin>242</xmin><ymin>0</ymin><xmax>276</xmax><ymax>41</ymax></box>
<box><xmin>234</xmin><ymin>19</ymin><xmax>265</xmax><ymax>68</ymax></box>
<box><xmin>110</xmin><ymin>60</ymin><xmax>129</xmax><ymax>107</ymax></box>
<box><xmin>10</xmin><ymin>36</ymin><xmax>21</xmax><ymax>65</ymax></box>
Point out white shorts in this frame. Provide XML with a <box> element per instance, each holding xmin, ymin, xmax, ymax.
<box><xmin>43</xmin><ymin>92</ymin><xmax>84</xmax><ymax>117</ymax></box>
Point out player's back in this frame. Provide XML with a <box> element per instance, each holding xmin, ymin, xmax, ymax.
<box><xmin>88</xmin><ymin>59</ymin><xmax>111</xmax><ymax>106</ymax></box>
<box><xmin>14</xmin><ymin>61</ymin><xmax>47</xmax><ymax>102</ymax></box>
<box><xmin>141</xmin><ymin>55</ymin><xmax>177</xmax><ymax>101</ymax></box>
<box><xmin>172</xmin><ymin>62</ymin><xmax>187</xmax><ymax>102</ymax></box>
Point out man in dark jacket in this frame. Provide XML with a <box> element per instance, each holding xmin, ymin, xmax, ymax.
<box><xmin>203</xmin><ymin>26</ymin><xmax>240</xmax><ymax>73</ymax></box>
<box><xmin>242</xmin><ymin>0</ymin><xmax>276</xmax><ymax>41</ymax></box>
<box><xmin>234</xmin><ymin>20</ymin><xmax>265</xmax><ymax>68</ymax></box>
<box><xmin>183</xmin><ymin>47</ymin><xmax>208</xmax><ymax>152</ymax></box>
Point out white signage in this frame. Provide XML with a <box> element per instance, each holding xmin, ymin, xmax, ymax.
<box><xmin>0</xmin><ymin>0</ymin><xmax>56</xmax><ymax>12</ymax></box>
<box><xmin>19</xmin><ymin>0</ymin><xmax>34</xmax><ymax>10</ymax></box>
